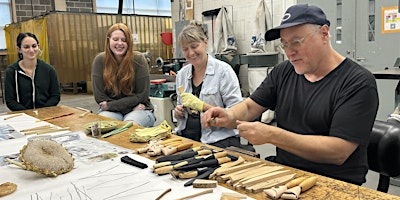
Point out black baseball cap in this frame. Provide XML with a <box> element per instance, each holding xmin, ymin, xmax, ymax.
<box><xmin>264</xmin><ymin>4</ymin><xmax>330</xmax><ymax>41</ymax></box>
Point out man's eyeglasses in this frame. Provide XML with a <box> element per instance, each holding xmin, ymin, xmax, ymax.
<box><xmin>279</xmin><ymin>27</ymin><xmax>320</xmax><ymax>50</ymax></box>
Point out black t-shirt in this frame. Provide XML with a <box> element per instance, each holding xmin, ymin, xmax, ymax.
<box><xmin>181</xmin><ymin>81</ymin><xmax>203</xmax><ymax>141</ymax></box>
<box><xmin>250</xmin><ymin>58</ymin><xmax>379</xmax><ymax>185</ymax></box>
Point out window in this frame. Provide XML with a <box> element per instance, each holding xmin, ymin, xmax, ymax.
<box><xmin>96</xmin><ymin>0</ymin><xmax>171</xmax><ymax>16</ymax></box>
<box><xmin>0</xmin><ymin>0</ymin><xmax>11</xmax><ymax>50</ymax></box>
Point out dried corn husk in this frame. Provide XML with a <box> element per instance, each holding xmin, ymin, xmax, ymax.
<box><xmin>6</xmin><ymin>139</ymin><xmax>74</xmax><ymax>177</ymax></box>
<box><xmin>129</xmin><ymin>120</ymin><xmax>172</xmax><ymax>142</ymax></box>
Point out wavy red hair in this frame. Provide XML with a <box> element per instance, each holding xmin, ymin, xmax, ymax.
<box><xmin>103</xmin><ymin>23</ymin><xmax>135</xmax><ymax>96</ymax></box>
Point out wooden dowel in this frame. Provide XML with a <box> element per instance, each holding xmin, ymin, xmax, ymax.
<box><xmin>24</xmin><ymin>127</ymin><xmax>70</xmax><ymax>135</ymax></box>
<box><xmin>75</xmin><ymin>106</ymin><xmax>91</xmax><ymax>113</ymax></box>
<box><xmin>79</xmin><ymin>112</ymin><xmax>89</xmax><ymax>117</ymax></box>
<box><xmin>155</xmin><ymin>188</ymin><xmax>171</xmax><ymax>200</ymax></box>
<box><xmin>175</xmin><ymin>189</ymin><xmax>213</xmax><ymax>200</ymax></box>
<box><xmin>20</xmin><ymin>125</ymin><xmax>52</xmax><ymax>132</ymax></box>
<box><xmin>4</xmin><ymin>113</ymin><xmax>22</xmax><ymax>120</ymax></box>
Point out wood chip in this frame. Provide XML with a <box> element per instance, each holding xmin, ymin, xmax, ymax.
<box><xmin>0</xmin><ymin>182</ymin><xmax>17</xmax><ymax>197</ymax></box>
<box><xmin>193</xmin><ymin>179</ymin><xmax>218</xmax><ymax>188</ymax></box>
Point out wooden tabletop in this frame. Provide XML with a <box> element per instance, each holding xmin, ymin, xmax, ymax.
<box><xmin>14</xmin><ymin>105</ymin><xmax>400</xmax><ymax>200</ymax></box>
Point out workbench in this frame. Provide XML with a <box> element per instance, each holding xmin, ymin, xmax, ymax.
<box><xmin>1</xmin><ymin>105</ymin><xmax>399</xmax><ymax>199</ymax></box>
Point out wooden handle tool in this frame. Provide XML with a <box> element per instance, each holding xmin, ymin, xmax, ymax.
<box><xmin>280</xmin><ymin>176</ymin><xmax>318</xmax><ymax>199</ymax></box>
<box><xmin>299</xmin><ymin>176</ymin><xmax>318</xmax><ymax>192</ymax></box>
<box><xmin>183</xmin><ymin>167</ymin><xmax>218</xmax><ymax>187</ymax></box>
<box><xmin>154</xmin><ymin>155</ymin><xmax>201</xmax><ymax>169</ymax></box>
<box><xmin>174</xmin><ymin>157</ymin><xmax>231</xmax><ymax>171</ymax></box>
<box><xmin>156</xmin><ymin>147</ymin><xmax>204</xmax><ymax>163</ymax></box>
<box><xmin>286</xmin><ymin>177</ymin><xmax>307</xmax><ymax>189</ymax></box>
<box><xmin>157</xmin><ymin>137</ymin><xmax>182</xmax><ymax>145</ymax></box>
<box><xmin>178</xmin><ymin>167</ymin><xmax>213</xmax><ymax>179</ymax></box>
<box><xmin>161</xmin><ymin>143</ymin><xmax>193</xmax><ymax>156</ymax></box>
<box><xmin>264</xmin><ymin>176</ymin><xmax>306</xmax><ymax>199</ymax></box>
<box><xmin>178</xmin><ymin>86</ymin><xmax>184</xmax><ymax>93</ymax></box>
<box><xmin>154</xmin><ymin>165</ymin><xmax>174</xmax><ymax>175</ymax></box>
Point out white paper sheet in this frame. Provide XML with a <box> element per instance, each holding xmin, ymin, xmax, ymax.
<box><xmin>0</xmin><ymin>129</ymin><xmax>254</xmax><ymax>200</ymax></box>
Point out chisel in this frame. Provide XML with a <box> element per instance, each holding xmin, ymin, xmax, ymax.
<box><xmin>184</xmin><ymin>167</ymin><xmax>218</xmax><ymax>187</ymax></box>
<box><xmin>174</xmin><ymin>157</ymin><xmax>231</xmax><ymax>171</ymax></box>
<box><xmin>156</xmin><ymin>148</ymin><xmax>211</xmax><ymax>163</ymax></box>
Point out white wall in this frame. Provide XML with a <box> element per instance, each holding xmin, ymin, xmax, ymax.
<box><xmin>171</xmin><ymin>0</ymin><xmax>298</xmax><ymax>54</ymax></box>
<box><xmin>171</xmin><ymin>0</ymin><xmax>297</xmax><ymax>96</ymax></box>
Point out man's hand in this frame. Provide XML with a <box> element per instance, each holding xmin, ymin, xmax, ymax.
<box><xmin>201</xmin><ymin>107</ymin><xmax>234</xmax><ymax>129</ymax></box>
<box><xmin>236</xmin><ymin>120</ymin><xmax>272</xmax><ymax>145</ymax></box>
<box><xmin>180</xmin><ymin>93</ymin><xmax>204</xmax><ymax>112</ymax></box>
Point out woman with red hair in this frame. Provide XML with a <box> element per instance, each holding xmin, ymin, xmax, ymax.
<box><xmin>92</xmin><ymin>23</ymin><xmax>155</xmax><ymax>127</ymax></box>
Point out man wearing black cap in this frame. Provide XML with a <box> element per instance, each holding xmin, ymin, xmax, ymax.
<box><xmin>202</xmin><ymin>4</ymin><xmax>379</xmax><ymax>185</ymax></box>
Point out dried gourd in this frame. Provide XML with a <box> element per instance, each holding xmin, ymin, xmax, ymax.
<box><xmin>129</xmin><ymin>120</ymin><xmax>172</xmax><ymax>142</ymax></box>
<box><xmin>6</xmin><ymin>139</ymin><xmax>74</xmax><ymax>177</ymax></box>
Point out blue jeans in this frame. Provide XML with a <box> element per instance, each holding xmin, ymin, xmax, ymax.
<box><xmin>97</xmin><ymin>109</ymin><xmax>155</xmax><ymax>127</ymax></box>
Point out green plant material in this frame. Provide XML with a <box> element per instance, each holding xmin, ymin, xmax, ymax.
<box><xmin>101</xmin><ymin>122</ymin><xmax>133</xmax><ymax>138</ymax></box>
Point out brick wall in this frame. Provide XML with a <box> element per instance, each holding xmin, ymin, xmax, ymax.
<box><xmin>15</xmin><ymin>0</ymin><xmax>53</xmax><ymax>22</ymax></box>
<box><xmin>14</xmin><ymin>0</ymin><xmax>93</xmax><ymax>22</ymax></box>
<box><xmin>65</xmin><ymin>0</ymin><xmax>93</xmax><ymax>13</ymax></box>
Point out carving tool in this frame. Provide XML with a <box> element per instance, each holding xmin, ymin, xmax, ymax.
<box><xmin>174</xmin><ymin>157</ymin><xmax>232</xmax><ymax>172</ymax></box>
<box><xmin>280</xmin><ymin>176</ymin><xmax>318</xmax><ymax>199</ymax></box>
<box><xmin>154</xmin><ymin>151</ymin><xmax>226</xmax><ymax>169</ymax></box>
<box><xmin>178</xmin><ymin>86</ymin><xmax>184</xmax><ymax>93</ymax></box>
<box><xmin>264</xmin><ymin>176</ymin><xmax>307</xmax><ymax>199</ymax></box>
<box><xmin>154</xmin><ymin>152</ymin><xmax>229</xmax><ymax>175</ymax></box>
<box><xmin>155</xmin><ymin>147</ymin><xmax>211</xmax><ymax>163</ymax></box>
<box><xmin>176</xmin><ymin>167</ymin><xmax>214</xmax><ymax>179</ymax></box>
<box><xmin>184</xmin><ymin>167</ymin><xmax>218</xmax><ymax>187</ymax></box>
<box><xmin>157</xmin><ymin>137</ymin><xmax>182</xmax><ymax>145</ymax></box>
<box><xmin>161</xmin><ymin>142</ymin><xmax>194</xmax><ymax>155</ymax></box>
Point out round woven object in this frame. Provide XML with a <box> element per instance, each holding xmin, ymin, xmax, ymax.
<box><xmin>10</xmin><ymin>139</ymin><xmax>74</xmax><ymax>177</ymax></box>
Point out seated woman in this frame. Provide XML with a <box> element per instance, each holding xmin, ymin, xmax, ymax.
<box><xmin>91</xmin><ymin>23</ymin><xmax>155</xmax><ymax>127</ymax></box>
<box><xmin>174</xmin><ymin>21</ymin><xmax>253</xmax><ymax>150</ymax></box>
<box><xmin>4</xmin><ymin>32</ymin><xmax>60</xmax><ymax>111</ymax></box>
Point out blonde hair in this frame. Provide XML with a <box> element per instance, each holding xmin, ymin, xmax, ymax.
<box><xmin>177</xmin><ymin>20</ymin><xmax>207</xmax><ymax>47</ymax></box>
<box><xmin>103</xmin><ymin>23</ymin><xmax>135</xmax><ymax>96</ymax></box>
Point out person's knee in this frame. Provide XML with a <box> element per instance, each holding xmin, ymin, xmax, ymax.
<box><xmin>98</xmin><ymin>111</ymin><xmax>123</xmax><ymax>120</ymax></box>
<box><xmin>124</xmin><ymin>110</ymin><xmax>155</xmax><ymax>127</ymax></box>
<box><xmin>124</xmin><ymin>120</ymin><xmax>140</xmax><ymax>126</ymax></box>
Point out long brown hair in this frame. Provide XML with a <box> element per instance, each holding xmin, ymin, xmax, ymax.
<box><xmin>103</xmin><ymin>23</ymin><xmax>135</xmax><ymax>96</ymax></box>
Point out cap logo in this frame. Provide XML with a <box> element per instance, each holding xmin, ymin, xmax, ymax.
<box><xmin>282</xmin><ymin>13</ymin><xmax>291</xmax><ymax>22</ymax></box>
